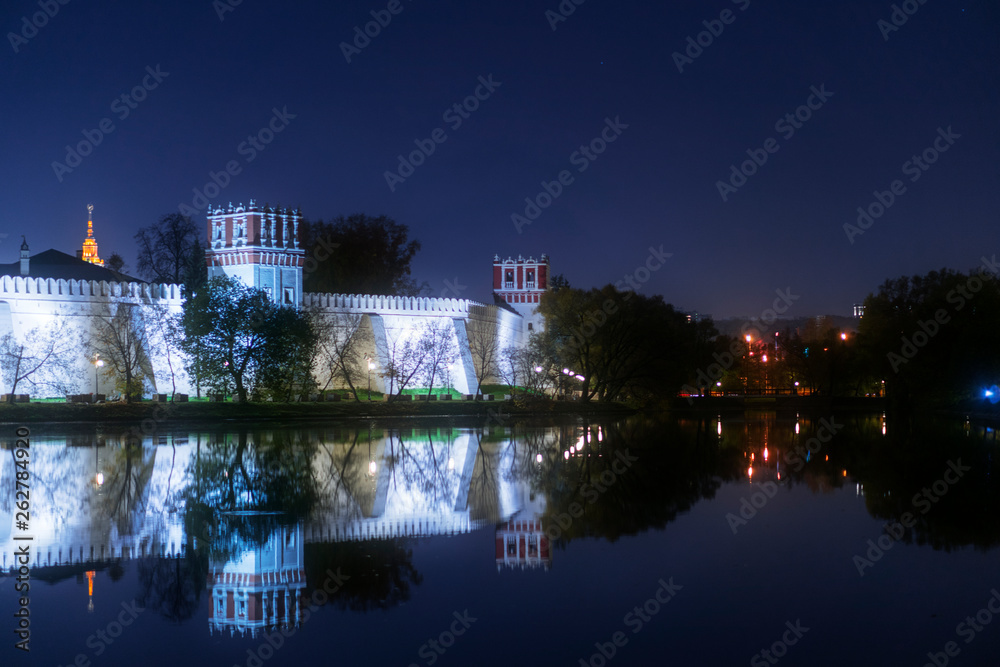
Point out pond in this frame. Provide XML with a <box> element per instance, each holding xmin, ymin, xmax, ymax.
<box><xmin>2</xmin><ymin>412</ymin><xmax>999</xmax><ymax>666</ymax></box>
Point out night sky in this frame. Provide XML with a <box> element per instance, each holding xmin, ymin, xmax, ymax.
<box><xmin>2</xmin><ymin>0</ymin><xmax>997</xmax><ymax>317</ymax></box>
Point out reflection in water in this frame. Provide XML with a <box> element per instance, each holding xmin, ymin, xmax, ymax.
<box><xmin>2</xmin><ymin>413</ymin><xmax>999</xmax><ymax>635</ymax></box>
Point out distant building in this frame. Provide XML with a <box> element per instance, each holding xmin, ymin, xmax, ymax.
<box><xmin>853</xmin><ymin>303</ymin><xmax>865</xmax><ymax>318</ymax></box>
<box><xmin>76</xmin><ymin>204</ymin><xmax>104</xmax><ymax>267</ymax></box>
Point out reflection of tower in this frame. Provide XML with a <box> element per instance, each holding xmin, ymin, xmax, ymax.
<box><xmin>205</xmin><ymin>200</ymin><xmax>304</xmax><ymax>307</ymax></box>
<box><xmin>86</xmin><ymin>570</ymin><xmax>95</xmax><ymax>613</ymax></box>
<box><xmin>495</xmin><ymin>516</ymin><xmax>551</xmax><ymax>571</ymax></box>
<box><xmin>492</xmin><ymin>254</ymin><xmax>549</xmax><ymax>334</ymax></box>
<box><xmin>78</xmin><ymin>204</ymin><xmax>104</xmax><ymax>266</ymax></box>
<box><xmin>208</xmin><ymin>523</ymin><xmax>306</xmax><ymax>638</ymax></box>
<box><xmin>495</xmin><ymin>467</ymin><xmax>551</xmax><ymax>571</ymax></box>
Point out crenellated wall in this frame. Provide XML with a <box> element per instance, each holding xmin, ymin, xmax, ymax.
<box><xmin>0</xmin><ymin>281</ymin><xmax>526</xmax><ymax>398</ymax></box>
<box><xmin>0</xmin><ymin>275</ymin><xmax>189</xmax><ymax>398</ymax></box>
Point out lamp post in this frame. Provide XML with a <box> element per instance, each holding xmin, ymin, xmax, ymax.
<box><xmin>365</xmin><ymin>356</ymin><xmax>376</xmax><ymax>401</ymax></box>
<box><xmin>93</xmin><ymin>356</ymin><xmax>104</xmax><ymax>400</ymax></box>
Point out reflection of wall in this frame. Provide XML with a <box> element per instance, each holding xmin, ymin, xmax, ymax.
<box><xmin>208</xmin><ymin>524</ymin><xmax>306</xmax><ymax>638</ymax></box>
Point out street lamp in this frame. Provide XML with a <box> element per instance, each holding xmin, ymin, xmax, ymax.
<box><xmin>93</xmin><ymin>356</ymin><xmax>104</xmax><ymax>399</ymax></box>
<box><xmin>365</xmin><ymin>355</ymin><xmax>376</xmax><ymax>401</ymax></box>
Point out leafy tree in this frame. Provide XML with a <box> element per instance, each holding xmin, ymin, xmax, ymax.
<box><xmin>857</xmin><ymin>268</ymin><xmax>1000</xmax><ymax>405</ymax></box>
<box><xmin>105</xmin><ymin>252</ymin><xmax>129</xmax><ymax>279</ymax></box>
<box><xmin>539</xmin><ymin>284</ymin><xmax>718</xmax><ymax>403</ymax></box>
<box><xmin>135</xmin><ymin>213</ymin><xmax>200</xmax><ymax>284</ymax></box>
<box><xmin>181</xmin><ymin>276</ymin><xmax>270</xmax><ymax>401</ymax></box>
<box><xmin>182</xmin><ymin>276</ymin><xmax>316</xmax><ymax>402</ymax></box>
<box><xmin>257</xmin><ymin>306</ymin><xmax>319</xmax><ymax>401</ymax></box>
<box><xmin>0</xmin><ymin>318</ymin><xmax>81</xmax><ymax>400</ymax></box>
<box><xmin>91</xmin><ymin>304</ymin><xmax>151</xmax><ymax>402</ymax></box>
<box><xmin>300</xmin><ymin>214</ymin><xmax>425</xmax><ymax>296</ymax></box>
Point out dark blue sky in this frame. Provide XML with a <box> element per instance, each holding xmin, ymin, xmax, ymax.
<box><xmin>2</xmin><ymin>0</ymin><xmax>997</xmax><ymax>317</ymax></box>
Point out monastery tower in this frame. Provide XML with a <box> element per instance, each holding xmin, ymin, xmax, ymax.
<box><xmin>493</xmin><ymin>254</ymin><xmax>549</xmax><ymax>334</ymax></box>
<box><xmin>205</xmin><ymin>200</ymin><xmax>305</xmax><ymax>306</ymax></box>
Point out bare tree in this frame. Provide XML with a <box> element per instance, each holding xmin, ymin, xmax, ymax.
<box><xmin>499</xmin><ymin>334</ymin><xmax>555</xmax><ymax>398</ymax></box>
<box><xmin>310</xmin><ymin>310</ymin><xmax>371</xmax><ymax>401</ymax></box>
<box><xmin>135</xmin><ymin>214</ymin><xmax>200</xmax><ymax>284</ymax></box>
<box><xmin>382</xmin><ymin>329</ymin><xmax>430</xmax><ymax>396</ymax></box>
<box><xmin>91</xmin><ymin>304</ymin><xmax>151</xmax><ymax>402</ymax></box>
<box><xmin>466</xmin><ymin>315</ymin><xmax>499</xmax><ymax>395</ymax></box>
<box><xmin>144</xmin><ymin>306</ymin><xmax>183</xmax><ymax>398</ymax></box>
<box><xmin>418</xmin><ymin>320</ymin><xmax>458</xmax><ymax>397</ymax></box>
<box><xmin>0</xmin><ymin>318</ymin><xmax>82</xmax><ymax>400</ymax></box>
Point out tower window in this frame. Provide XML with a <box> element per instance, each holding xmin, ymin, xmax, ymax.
<box><xmin>528</xmin><ymin>323</ymin><xmax>533</xmax><ymax>331</ymax></box>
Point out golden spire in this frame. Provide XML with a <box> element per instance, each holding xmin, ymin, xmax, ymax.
<box><xmin>81</xmin><ymin>204</ymin><xmax>104</xmax><ymax>266</ymax></box>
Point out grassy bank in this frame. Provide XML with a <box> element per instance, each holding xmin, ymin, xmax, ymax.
<box><xmin>0</xmin><ymin>397</ymin><xmax>636</xmax><ymax>425</ymax></box>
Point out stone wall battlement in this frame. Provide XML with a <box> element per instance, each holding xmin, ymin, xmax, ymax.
<box><xmin>0</xmin><ymin>275</ymin><xmax>183</xmax><ymax>302</ymax></box>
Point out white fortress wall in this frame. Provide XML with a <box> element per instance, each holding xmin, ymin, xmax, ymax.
<box><xmin>0</xmin><ymin>275</ymin><xmax>190</xmax><ymax>397</ymax></box>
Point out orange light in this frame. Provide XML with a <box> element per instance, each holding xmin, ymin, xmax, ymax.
<box><xmin>745</xmin><ymin>334</ymin><xmax>752</xmax><ymax>343</ymax></box>
<box><xmin>86</xmin><ymin>571</ymin><xmax>95</xmax><ymax>597</ymax></box>
<box><xmin>748</xmin><ymin>466</ymin><xmax>753</xmax><ymax>479</ymax></box>
<box><xmin>763</xmin><ymin>447</ymin><xmax>769</xmax><ymax>461</ymax></box>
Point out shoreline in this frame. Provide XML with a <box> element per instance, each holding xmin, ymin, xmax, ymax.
<box><xmin>2</xmin><ymin>395</ymin><xmax>997</xmax><ymax>427</ymax></box>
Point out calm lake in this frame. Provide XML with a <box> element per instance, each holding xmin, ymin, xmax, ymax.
<box><xmin>2</xmin><ymin>412</ymin><xmax>999</xmax><ymax>667</ymax></box>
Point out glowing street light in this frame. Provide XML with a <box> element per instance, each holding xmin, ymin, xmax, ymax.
<box><xmin>92</xmin><ymin>356</ymin><xmax>104</xmax><ymax>398</ymax></box>
<box><xmin>365</xmin><ymin>355</ymin><xmax>377</xmax><ymax>400</ymax></box>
